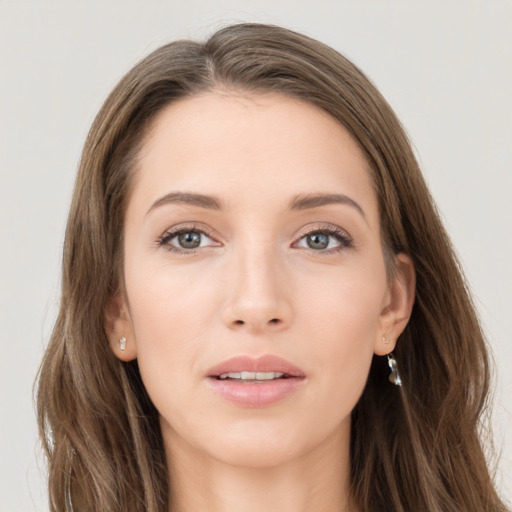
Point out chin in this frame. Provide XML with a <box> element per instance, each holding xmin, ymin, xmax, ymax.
<box><xmin>200</xmin><ymin>416</ymin><xmax>338</xmax><ymax>469</ymax></box>
<box><xmin>210</xmin><ymin>438</ymin><xmax>303</xmax><ymax>469</ymax></box>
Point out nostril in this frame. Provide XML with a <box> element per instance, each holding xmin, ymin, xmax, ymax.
<box><xmin>229</xmin><ymin>318</ymin><xmax>283</xmax><ymax>328</ymax></box>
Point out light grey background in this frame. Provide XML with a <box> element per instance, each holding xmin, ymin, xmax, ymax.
<box><xmin>1</xmin><ymin>1</ymin><xmax>510</xmax><ymax>510</ymax></box>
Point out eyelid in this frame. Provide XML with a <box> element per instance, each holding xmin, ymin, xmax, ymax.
<box><xmin>156</xmin><ymin>223</ymin><xmax>221</xmax><ymax>252</ymax></box>
<box><xmin>156</xmin><ymin>222</ymin><xmax>353</xmax><ymax>254</ymax></box>
<box><xmin>292</xmin><ymin>224</ymin><xmax>353</xmax><ymax>253</ymax></box>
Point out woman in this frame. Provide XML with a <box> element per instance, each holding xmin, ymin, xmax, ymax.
<box><xmin>36</xmin><ymin>23</ymin><xmax>507</xmax><ymax>511</ymax></box>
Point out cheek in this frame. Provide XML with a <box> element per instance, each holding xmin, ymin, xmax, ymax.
<box><xmin>297</xmin><ymin>260</ymin><xmax>386</xmax><ymax>346</ymax></box>
<box><xmin>295</xmin><ymin>264</ymin><xmax>386</xmax><ymax>402</ymax></box>
<box><xmin>124</xmin><ymin>262</ymin><xmax>219</xmax><ymax>398</ymax></box>
<box><xmin>129</xmin><ymin>266</ymin><xmax>217</xmax><ymax>332</ymax></box>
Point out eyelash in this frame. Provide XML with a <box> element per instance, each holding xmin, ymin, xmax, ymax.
<box><xmin>156</xmin><ymin>223</ymin><xmax>353</xmax><ymax>255</ymax></box>
<box><xmin>295</xmin><ymin>225</ymin><xmax>353</xmax><ymax>254</ymax></box>
<box><xmin>156</xmin><ymin>224</ymin><xmax>216</xmax><ymax>254</ymax></box>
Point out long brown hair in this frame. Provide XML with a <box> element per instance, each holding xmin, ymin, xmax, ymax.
<box><xmin>36</xmin><ymin>23</ymin><xmax>507</xmax><ymax>511</ymax></box>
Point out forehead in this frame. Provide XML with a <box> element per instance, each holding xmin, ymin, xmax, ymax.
<box><xmin>133</xmin><ymin>90</ymin><xmax>377</xmax><ymax>218</ymax></box>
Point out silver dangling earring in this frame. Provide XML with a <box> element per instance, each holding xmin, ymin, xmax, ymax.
<box><xmin>119</xmin><ymin>337</ymin><xmax>127</xmax><ymax>352</ymax></box>
<box><xmin>387</xmin><ymin>353</ymin><xmax>402</xmax><ymax>386</ymax></box>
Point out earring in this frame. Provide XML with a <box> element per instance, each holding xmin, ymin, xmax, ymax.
<box><xmin>387</xmin><ymin>353</ymin><xmax>402</xmax><ymax>386</ymax></box>
<box><xmin>382</xmin><ymin>335</ymin><xmax>390</xmax><ymax>344</ymax></box>
<box><xmin>119</xmin><ymin>337</ymin><xmax>127</xmax><ymax>351</ymax></box>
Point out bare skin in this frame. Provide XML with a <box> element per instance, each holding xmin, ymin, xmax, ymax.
<box><xmin>107</xmin><ymin>91</ymin><xmax>415</xmax><ymax>512</ymax></box>
<box><xmin>165</xmin><ymin>420</ymin><xmax>351</xmax><ymax>512</ymax></box>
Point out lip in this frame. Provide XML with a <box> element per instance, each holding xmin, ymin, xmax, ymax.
<box><xmin>206</xmin><ymin>354</ymin><xmax>305</xmax><ymax>378</ymax></box>
<box><xmin>205</xmin><ymin>355</ymin><xmax>306</xmax><ymax>408</ymax></box>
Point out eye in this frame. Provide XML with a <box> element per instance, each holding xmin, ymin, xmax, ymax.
<box><xmin>173</xmin><ymin>231</ymin><xmax>205</xmax><ymax>249</ymax></box>
<box><xmin>157</xmin><ymin>226</ymin><xmax>218</xmax><ymax>253</ymax></box>
<box><xmin>294</xmin><ymin>226</ymin><xmax>353</xmax><ymax>253</ymax></box>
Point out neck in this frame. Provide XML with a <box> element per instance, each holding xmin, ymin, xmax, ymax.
<box><xmin>164</xmin><ymin>421</ymin><xmax>356</xmax><ymax>512</ymax></box>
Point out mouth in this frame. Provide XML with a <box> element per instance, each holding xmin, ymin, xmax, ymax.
<box><xmin>216</xmin><ymin>371</ymin><xmax>292</xmax><ymax>381</ymax></box>
<box><xmin>206</xmin><ymin>354</ymin><xmax>305</xmax><ymax>380</ymax></box>
<box><xmin>205</xmin><ymin>355</ymin><xmax>305</xmax><ymax>407</ymax></box>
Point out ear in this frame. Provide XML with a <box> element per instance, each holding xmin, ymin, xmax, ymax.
<box><xmin>374</xmin><ymin>253</ymin><xmax>416</xmax><ymax>356</ymax></box>
<box><xmin>105</xmin><ymin>291</ymin><xmax>137</xmax><ymax>361</ymax></box>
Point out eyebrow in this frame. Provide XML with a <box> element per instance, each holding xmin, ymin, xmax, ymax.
<box><xmin>288</xmin><ymin>193</ymin><xmax>366</xmax><ymax>218</ymax></box>
<box><xmin>146</xmin><ymin>191</ymin><xmax>365</xmax><ymax>219</ymax></box>
<box><xmin>146</xmin><ymin>192</ymin><xmax>223</xmax><ymax>215</ymax></box>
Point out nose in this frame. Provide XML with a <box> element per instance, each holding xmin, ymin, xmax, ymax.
<box><xmin>221</xmin><ymin>246</ymin><xmax>293</xmax><ymax>333</ymax></box>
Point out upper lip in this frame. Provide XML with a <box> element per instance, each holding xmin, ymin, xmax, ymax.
<box><xmin>206</xmin><ymin>355</ymin><xmax>305</xmax><ymax>378</ymax></box>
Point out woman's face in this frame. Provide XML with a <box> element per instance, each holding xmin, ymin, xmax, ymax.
<box><xmin>110</xmin><ymin>91</ymin><xmax>413</xmax><ymax>468</ymax></box>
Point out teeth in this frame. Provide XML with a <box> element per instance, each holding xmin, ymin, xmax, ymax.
<box><xmin>219</xmin><ymin>371</ymin><xmax>285</xmax><ymax>380</ymax></box>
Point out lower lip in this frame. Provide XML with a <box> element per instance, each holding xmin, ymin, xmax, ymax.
<box><xmin>206</xmin><ymin>377</ymin><xmax>304</xmax><ymax>407</ymax></box>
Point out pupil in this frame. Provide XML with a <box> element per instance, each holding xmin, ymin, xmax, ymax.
<box><xmin>307</xmin><ymin>233</ymin><xmax>329</xmax><ymax>250</ymax></box>
<box><xmin>178</xmin><ymin>231</ymin><xmax>201</xmax><ymax>249</ymax></box>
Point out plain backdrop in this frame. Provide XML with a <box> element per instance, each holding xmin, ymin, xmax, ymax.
<box><xmin>0</xmin><ymin>1</ymin><xmax>510</xmax><ymax>510</ymax></box>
